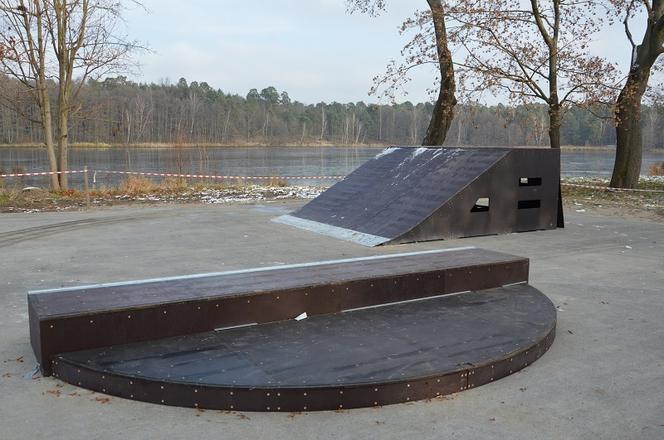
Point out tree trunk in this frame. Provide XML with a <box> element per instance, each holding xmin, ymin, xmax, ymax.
<box><xmin>58</xmin><ymin>106</ymin><xmax>69</xmax><ymax>189</ymax></box>
<box><xmin>422</xmin><ymin>0</ymin><xmax>457</xmax><ymax>146</ymax></box>
<box><xmin>548</xmin><ymin>100</ymin><xmax>565</xmax><ymax>228</ymax></box>
<box><xmin>610</xmin><ymin>69</ymin><xmax>650</xmax><ymax>188</ymax></box>
<box><xmin>42</xmin><ymin>100</ymin><xmax>60</xmax><ymax>190</ymax></box>
<box><xmin>610</xmin><ymin>1</ymin><xmax>664</xmax><ymax>188</ymax></box>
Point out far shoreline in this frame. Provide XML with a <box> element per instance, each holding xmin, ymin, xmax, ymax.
<box><xmin>1</xmin><ymin>142</ymin><xmax>663</xmax><ymax>154</ymax></box>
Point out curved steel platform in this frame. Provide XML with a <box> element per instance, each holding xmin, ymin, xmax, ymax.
<box><xmin>52</xmin><ymin>284</ymin><xmax>556</xmax><ymax>412</ymax></box>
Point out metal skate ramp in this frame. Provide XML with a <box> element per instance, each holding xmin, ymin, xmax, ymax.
<box><xmin>275</xmin><ymin>147</ymin><xmax>561</xmax><ymax>245</ymax></box>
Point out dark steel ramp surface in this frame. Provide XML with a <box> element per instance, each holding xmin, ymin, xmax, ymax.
<box><xmin>275</xmin><ymin>147</ymin><xmax>561</xmax><ymax>245</ymax></box>
<box><xmin>276</xmin><ymin>147</ymin><xmax>509</xmax><ymax>245</ymax></box>
<box><xmin>53</xmin><ymin>284</ymin><xmax>556</xmax><ymax>412</ymax></box>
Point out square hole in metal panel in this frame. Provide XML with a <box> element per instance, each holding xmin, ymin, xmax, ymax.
<box><xmin>471</xmin><ymin>197</ymin><xmax>490</xmax><ymax>213</ymax></box>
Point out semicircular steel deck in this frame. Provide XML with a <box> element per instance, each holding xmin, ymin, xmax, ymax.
<box><xmin>52</xmin><ymin>284</ymin><xmax>555</xmax><ymax>412</ymax></box>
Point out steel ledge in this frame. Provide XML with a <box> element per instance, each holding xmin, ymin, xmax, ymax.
<box><xmin>51</xmin><ymin>284</ymin><xmax>556</xmax><ymax>412</ymax></box>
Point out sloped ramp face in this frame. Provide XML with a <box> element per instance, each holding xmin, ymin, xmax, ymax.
<box><xmin>275</xmin><ymin>147</ymin><xmax>560</xmax><ymax>246</ymax></box>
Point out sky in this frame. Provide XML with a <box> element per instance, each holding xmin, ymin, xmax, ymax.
<box><xmin>122</xmin><ymin>0</ymin><xmax>644</xmax><ymax>105</ymax></box>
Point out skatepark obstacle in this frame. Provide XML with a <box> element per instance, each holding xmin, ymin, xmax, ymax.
<box><xmin>28</xmin><ymin>247</ymin><xmax>556</xmax><ymax>411</ymax></box>
<box><xmin>275</xmin><ymin>147</ymin><xmax>562</xmax><ymax>246</ymax></box>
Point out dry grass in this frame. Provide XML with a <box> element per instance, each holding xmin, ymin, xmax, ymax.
<box><xmin>648</xmin><ymin>162</ymin><xmax>664</xmax><ymax>176</ymax></box>
<box><xmin>117</xmin><ymin>176</ymin><xmax>156</xmax><ymax>195</ymax></box>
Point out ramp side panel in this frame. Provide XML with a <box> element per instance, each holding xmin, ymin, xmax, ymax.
<box><xmin>392</xmin><ymin>149</ymin><xmax>560</xmax><ymax>244</ymax></box>
<box><xmin>292</xmin><ymin>147</ymin><xmax>509</xmax><ymax>240</ymax></box>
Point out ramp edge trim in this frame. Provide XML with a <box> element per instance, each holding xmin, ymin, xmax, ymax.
<box><xmin>273</xmin><ymin>214</ymin><xmax>390</xmax><ymax>246</ymax></box>
<box><xmin>29</xmin><ymin>245</ymin><xmax>477</xmax><ymax>294</ymax></box>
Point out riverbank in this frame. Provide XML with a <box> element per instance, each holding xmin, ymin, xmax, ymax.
<box><xmin>0</xmin><ymin>178</ymin><xmax>324</xmax><ymax>213</ymax></box>
<box><xmin>1</xmin><ymin>142</ymin><xmax>663</xmax><ymax>153</ymax></box>
<box><xmin>1</xmin><ymin>176</ymin><xmax>662</xmax><ymax>221</ymax></box>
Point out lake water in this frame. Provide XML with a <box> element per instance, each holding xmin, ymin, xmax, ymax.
<box><xmin>0</xmin><ymin>146</ymin><xmax>661</xmax><ymax>189</ymax></box>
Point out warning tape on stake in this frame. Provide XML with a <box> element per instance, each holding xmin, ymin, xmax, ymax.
<box><xmin>98</xmin><ymin>170</ymin><xmax>345</xmax><ymax>180</ymax></box>
<box><xmin>561</xmin><ymin>182</ymin><xmax>664</xmax><ymax>194</ymax></box>
<box><xmin>0</xmin><ymin>170</ymin><xmax>86</xmax><ymax>177</ymax></box>
<box><xmin>0</xmin><ymin>168</ymin><xmax>345</xmax><ymax>181</ymax></box>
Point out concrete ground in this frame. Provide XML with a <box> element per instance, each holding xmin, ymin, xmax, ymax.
<box><xmin>0</xmin><ymin>201</ymin><xmax>662</xmax><ymax>440</ymax></box>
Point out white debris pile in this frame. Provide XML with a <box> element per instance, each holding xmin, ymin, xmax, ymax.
<box><xmin>563</xmin><ymin>176</ymin><xmax>664</xmax><ymax>185</ymax></box>
<box><xmin>197</xmin><ymin>185</ymin><xmax>324</xmax><ymax>204</ymax></box>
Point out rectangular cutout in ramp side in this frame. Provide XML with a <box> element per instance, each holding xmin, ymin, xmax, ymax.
<box><xmin>273</xmin><ymin>214</ymin><xmax>390</xmax><ymax>246</ymax></box>
<box><xmin>471</xmin><ymin>197</ymin><xmax>490</xmax><ymax>213</ymax></box>
<box><xmin>519</xmin><ymin>177</ymin><xmax>542</xmax><ymax>186</ymax></box>
<box><xmin>518</xmin><ymin>200</ymin><xmax>541</xmax><ymax>209</ymax></box>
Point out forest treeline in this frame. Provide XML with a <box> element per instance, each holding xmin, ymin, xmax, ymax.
<box><xmin>1</xmin><ymin>76</ymin><xmax>663</xmax><ymax>149</ymax></box>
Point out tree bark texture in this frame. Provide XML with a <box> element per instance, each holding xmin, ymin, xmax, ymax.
<box><xmin>610</xmin><ymin>0</ymin><xmax>664</xmax><ymax>188</ymax></box>
<box><xmin>422</xmin><ymin>0</ymin><xmax>457</xmax><ymax>146</ymax></box>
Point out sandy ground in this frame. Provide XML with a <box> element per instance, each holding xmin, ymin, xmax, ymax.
<box><xmin>0</xmin><ymin>201</ymin><xmax>663</xmax><ymax>439</ymax></box>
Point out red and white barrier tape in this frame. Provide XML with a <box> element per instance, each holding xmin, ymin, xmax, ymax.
<box><xmin>97</xmin><ymin>170</ymin><xmax>345</xmax><ymax>180</ymax></box>
<box><xmin>0</xmin><ymin>170</ymin><xmax>86</xmax><ymax>177</ymax></box>
<box><xmin>0</xmin><ymin>168</ymin><xmax>344</xmax><ymax>181</ymax></box>
<box><xmin>561</xmin><ymin>182</ymin><xmax>664</xmax><ymax>193</ymax></box>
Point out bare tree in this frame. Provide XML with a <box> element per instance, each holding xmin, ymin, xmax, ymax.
<box><xmin>0</xmin><ymin>1</ymin><xmax>59</xmax><ymax>188</ymax></box>
<box><xmin>0</xmin><ymin>0</ymin><xmax>142</xmax><ymax>188</ymax></box>
<box><xmin>347</xmin><ymin>0</ymin><xmax>457</xmax><ymax>145</ymax></box>
<box><xmin>609</xmin><ymin>0</ymin><xmax>664</xmax><ymax>188</ymax></box>
<box><xmin>451</xmin><ymin>0</ymin><xmax>618</xmax><ymax>149</ymax></box>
